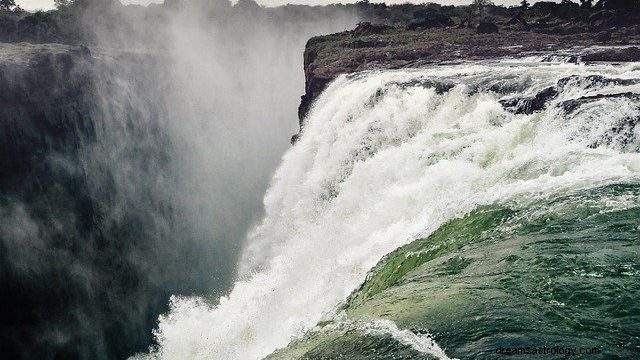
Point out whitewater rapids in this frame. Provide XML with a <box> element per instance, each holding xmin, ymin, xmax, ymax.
<box><xmin>137</xmin><ymin>59</ymin><xmax>640</xmax><ymax>359</ymax></box>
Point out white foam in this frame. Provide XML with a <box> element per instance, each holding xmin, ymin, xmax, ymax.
<box><xmin>362</xmin><ymin>319</ymin><xmax>457</xmax><ymax>360</ymax></box>
<box><xmin>135</xmin><ymin>61</ymin><xmax>640</xmax><ymax>360</ymax></box>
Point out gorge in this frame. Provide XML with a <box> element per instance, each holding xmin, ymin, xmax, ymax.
<box><xmin>1</xmin><ymin>0</ymin><xmax>640</xmax><ymax>359</ymax></box>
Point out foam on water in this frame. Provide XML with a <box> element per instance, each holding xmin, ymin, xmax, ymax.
<box><xmin>361</xmin><ymin>319</ymin><xmax>457</xmax><ymax>360</ymax></box>
<box><xmin>136</xmin><ymin>60</ymin><xmax>640</xmax><ymax>359</ymax></box>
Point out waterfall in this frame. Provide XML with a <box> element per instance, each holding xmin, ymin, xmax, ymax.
<box><xmin>139</xmin><ymin>59</ymin><xmax>640</xmax><ymax>359</ymax></box>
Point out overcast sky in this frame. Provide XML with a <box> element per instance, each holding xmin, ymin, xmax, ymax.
<box><xmin>16</xmin><ymin>0</ymin><xmax>549</xmax><ymax>11</ymax></box>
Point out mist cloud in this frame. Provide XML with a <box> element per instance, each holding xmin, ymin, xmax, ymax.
<box><xmin>1</xmin><ymin>0</ymin><xmax>358</xmax><ymax>358</ymax></box>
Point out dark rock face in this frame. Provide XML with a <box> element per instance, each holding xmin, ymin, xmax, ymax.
<box><xmin>0</xmin><ymin>43</ymin><xmax>226</xmax><ymax>360</ymax></box>
<box><xmin>344</xmin><ymin>38</ymin><xmax>387</xmax><ymax>49</ymax></box>
<box><xmin>507</xmin><ymin>14</ymin><xmax>529</xmax><ymax>29</ymax></box>
<box><xmin>0</xmin><ymin>44</ymin><xmax>94</xmax><ymax>184</ymax></box>
<box><xmin>0</xmin><ymin>43</ymin><xmax>159</xmax><ymax>360</ymax></box>
<box><xmin>560</xmin><ymin>92</ymin><xmax>640</xmax><ymax>113</ymax></box>
<box><xmin>297</xmin><ymin>22</ymin><xmax>640</xmax><ymax>125</ymax></box>
<box><xmin>500</xmin><ymin>87</ymin><xmax>559</xmax><ymax>115</ymax></box>
<box><xmin>557</xmin><ymin>74</ymin><xmax>640</xmax><ymax>90</ymax></box>
<box><xmin>500</xmin><ymin>74</ymin><xmax>640</xmax><ymax>115</ymax></box>
<box><xmin>476</xmin><ymin>20</ymin><xmax>499</xmax><ymax>34</ymax></box>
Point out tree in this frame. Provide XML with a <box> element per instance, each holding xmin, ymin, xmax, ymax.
<box><xmin>0</xmin><ymin>0</ymin><xmax>16</xmax><ymax>11</ymax></box>
<box><xmin>521</xmin><ymin>0</ymin><xmax>530</xmax><ymax>10</ymax></box>
<box><xmin>472</xmin><ymin>0</ymin><xmax>493</xmax><ymax>17</ymax></box>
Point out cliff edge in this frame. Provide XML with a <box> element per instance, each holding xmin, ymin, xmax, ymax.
<box><xmin>298</xmin><ymin>1</ymin><xmax>640</xmax><ymax>128</ymax></box>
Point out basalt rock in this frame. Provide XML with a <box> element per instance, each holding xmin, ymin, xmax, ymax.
<box><xmin>500</xmin><ymin>87</ymin><xmax>559</xmax><ymax>115</ymax></box>
<box><xmin>560</xmin><ymin>92</ymin><xmax>640</xmax><ymax>113</ymax></box>
<box><xmin>499</xmin><ymin>74</ymin><xmax>640</xmax><ymax>115</ymax></box>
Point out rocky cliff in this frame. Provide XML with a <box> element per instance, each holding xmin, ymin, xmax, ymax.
<box><xmin>0</xmin><ymin>43</ymin><xmax>222</xmax><ymax>360</ymax></box>
<box><xmin>298</xmin><ymin>8</ymin><xmax>640</xmax><ymax>127</ymax></box>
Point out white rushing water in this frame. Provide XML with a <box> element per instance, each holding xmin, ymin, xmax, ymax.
<box><xmin>362</xmin><ymin>319</ymin><xmax>457</xmax><ymax>360</ymax></box>
<box><xmin>137</xmin><ymin>60</ymin><xmax>640</xmax><ymax>359</ymax></box>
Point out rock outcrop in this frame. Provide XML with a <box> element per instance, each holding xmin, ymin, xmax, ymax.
<box><xmin>297</xmin><ymin>16</ymin><xmax>640</xmax><ymax>127</ymax></box>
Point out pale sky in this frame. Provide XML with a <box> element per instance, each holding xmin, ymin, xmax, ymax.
<box><xmin>16</xmin><ymin>0</ymin><xmax>545</xmax><ymax>11</ymax></box>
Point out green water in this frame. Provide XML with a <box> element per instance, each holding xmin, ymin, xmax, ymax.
<box><xmin>268</xmin><ymin>184</ymin><xmax>640</xmax><ymax>359</ymax></box>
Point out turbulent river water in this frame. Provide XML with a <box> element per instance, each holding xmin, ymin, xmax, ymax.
<box><xmin>138</xmin><ymin>59</ymin><xmax>640</xmax><ymax>359</ymax></box>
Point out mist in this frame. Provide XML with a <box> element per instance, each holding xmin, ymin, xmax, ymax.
<box><xmin>0</xmin><ymin>0</ymin><xmax>358</xmax><ymax>358</ymax></box>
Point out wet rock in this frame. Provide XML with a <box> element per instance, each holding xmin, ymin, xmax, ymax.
<box><xmin>406</xmin><ymin>79</ymin><xmax>455</xmax><ymax>94</ymax></box>
<box><xmin>0</xmin><ymin>42</ymin><xmax>183</xmax><ymax>360</ymax></box>
<box><xmin>290</xmin><ymin>133</ymin><xmax>300</xmax><ymax>145</ymax></box>
<box><xmin>0</xmin><ymin>43</ymin><xmax>95</xmax><ymax>181</ymax></box>
<box><xmin>541</xmin><ymin>53</ymin><xmax>580</xmax><ymax>63</ymax></box>
<box><xmin>561</xmin><ymin>92</ymin><xmax>640</xmax><ymax>113</ymax></box>
<box><xmin>495</xmin><ymin>74</ymin><xmax>640</xmax><ymax>116</ymax></box>
<box><xmin>500</xmin><ymin>87</ymin><xmax>558</xmax><ymax>114</ymax></box>
<box><xmin>557</xmin><ymin>74</ymin><xmax>640</xmax><ymax>90</ymax></box>
<box><xmin>595</xmin><ymin>30</ymin><xmax>612</xmax><ymax>42</ymax></box>
<box><xmin>298</xmin><ymin>76</ymin><xmax>332</xmax><ymax>126</ymax></box>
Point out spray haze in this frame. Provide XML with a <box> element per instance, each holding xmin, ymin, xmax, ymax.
<box><xmin>0</xmin><ymin>0</ymin><xmax>357</xmax><ymax>358</ymax></box>
<box><xmin>6</xmin><ymin>0</ymin><xmax>630</xmax><ymax>359</ymax></box>
<box><xmin>140</xmin><ymin>61</ymin><xmax>640</xmax><ymax>359</ymax></box>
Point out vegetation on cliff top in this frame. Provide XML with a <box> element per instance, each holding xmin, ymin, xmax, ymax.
<box><xmin>298</xmin><ymin>0</ymin><xmax>640</xmax><ymax>124</ymax></box>
<box><xmin>1</xmin><ymin>0</ymin><xmax>639</xmax><ymax>47</ymax></box>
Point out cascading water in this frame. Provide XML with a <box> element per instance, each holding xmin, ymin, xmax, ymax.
<box><xmin>139</xmin><ymin>59</ymin><xmax>640</xmax><ymax>359</ymax></box>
